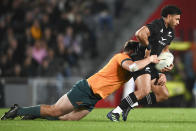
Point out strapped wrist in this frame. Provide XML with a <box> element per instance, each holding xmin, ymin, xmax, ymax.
<box><xmin>146</xmin><ymin>44</ymin><xmax>151</xmax><ymax>50</ymax></box>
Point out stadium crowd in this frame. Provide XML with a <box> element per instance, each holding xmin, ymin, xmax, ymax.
<box><xmin>0</xmin><ymin>0</ymin><xmax>117</xmax><ymax>77</ymax></box>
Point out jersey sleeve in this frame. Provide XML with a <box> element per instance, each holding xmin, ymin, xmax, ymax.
<box><xmin>146</xmin><ymin>20</ymin><xmax>160</xmax><ymax>36</ymax></box>
<box><xmin>115</xmin><ymin>54</ymin><xmax>132</xmax><ymax>66</ymax></box>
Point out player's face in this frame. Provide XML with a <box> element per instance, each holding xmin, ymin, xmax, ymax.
<box><xmin>168</xmin><ymin>15</ymin><xmax>180</xmax><ymax>29</ymax></box>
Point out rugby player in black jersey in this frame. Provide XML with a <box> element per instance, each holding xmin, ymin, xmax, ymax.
<box><xmin>107</xmin><ymin>5</ymin><xmax>181</xmax><ymax>122</ymax></box>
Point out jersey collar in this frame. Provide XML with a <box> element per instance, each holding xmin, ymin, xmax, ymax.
<box><xmin>160</xmin><ymin>17</ymin><xmax>167</xmax><ymax>30</ymax></box>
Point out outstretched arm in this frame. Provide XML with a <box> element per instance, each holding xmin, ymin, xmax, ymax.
<box><xmin>121</xmin><ymin>55</ymin><xmax>159</xmax><ymax>72</ymax></box>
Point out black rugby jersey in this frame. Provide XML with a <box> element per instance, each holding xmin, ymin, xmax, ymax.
<box><xmin>146</xmin><ymin>18</ymin><xmax>175</xmax><ymax>56</ymax></box>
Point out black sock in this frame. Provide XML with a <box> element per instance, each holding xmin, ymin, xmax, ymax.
<box><xmin>138</xmin><ymin>92</ymin><xmax>157</xmax><ymax>105</ymax></box>
<box><xmin>119</xmin><ymin>92</ymin><xmax>138</xmax><ymax>110</ymax></box>
<box><xmin>17</xmin><ymin>105</ymin><xmax>41</xmax><ymax>117</ymax></box>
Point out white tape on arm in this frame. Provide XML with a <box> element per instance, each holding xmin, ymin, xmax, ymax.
<box><xmin>128</xmin><ymin>63</ymin><xmax>139</xmax><ymax>72</ymax></box>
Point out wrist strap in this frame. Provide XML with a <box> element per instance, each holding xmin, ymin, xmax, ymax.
<box><xmin>146</xmin><ymin>44</ymin><xmax>151</xmax><ymax>50</ymax></box>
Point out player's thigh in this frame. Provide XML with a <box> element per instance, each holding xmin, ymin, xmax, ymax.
<box><xmin>54</xmin><ymin>94</ymin><xmax>74</xmax><ymax>114</ymax></box>
<box><xmin>134</xmin><ymin>74</ymin><xmax>151</xmax><ymax>99</ymax></box>
<box><xmin>135</xmin><ymin>74</ymin><xmax>151</xmax><ymax>92</ymax></box>
<box><xmin>58</xmin><ymin>108</ymin><xmax>90</xmax><ymax>121</ymax></box>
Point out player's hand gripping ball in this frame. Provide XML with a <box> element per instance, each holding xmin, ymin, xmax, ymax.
<box><xmin>155</xmin><ymin>52</ymin><xmax>174</xmax><ymax>71</ymax></box>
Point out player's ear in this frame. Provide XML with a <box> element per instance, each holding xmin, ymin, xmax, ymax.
<box><xmin>168</xmin><ymin>14</ymin><xmax>173</xmax><ymax>21</ymax></box>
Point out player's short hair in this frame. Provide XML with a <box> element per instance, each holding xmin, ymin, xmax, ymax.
<box><xmin>123</xmin><ymin>40</ymin><xmax>139</xmax><ymax>52</ymax></box>
<box><xmin>161</xmin><ymin>5</ymin><xmax>181</xmax><ymax>17</ymax></box>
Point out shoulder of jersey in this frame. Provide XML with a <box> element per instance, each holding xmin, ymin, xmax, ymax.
<box><xmin>149</xmin><ymin>19</ymin><xmax>162</xmax><ymax>32</ymax></box>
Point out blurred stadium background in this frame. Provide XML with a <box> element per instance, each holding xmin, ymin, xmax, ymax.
<box><xmin>0</xmin><ymin>0</ymin><xmax>195</xmax><ymax>109</ymax></box>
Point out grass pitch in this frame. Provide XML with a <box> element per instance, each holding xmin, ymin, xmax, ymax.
<box><xmin>1</xmin><ymin>108</ymin><xmax>196</xmax><ymax>131</ymax></box>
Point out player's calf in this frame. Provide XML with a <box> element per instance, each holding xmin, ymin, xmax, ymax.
<box><xmin>138</xmin><ymin>92</ymin><xmax>157</xmax><ymax>105</ymax></box>
<box><xmin>41</xmin><ymin>105</ymin><xmax>65</xmax><ymax>117</ymax></box>
<box><xmin>155</xmin><ymin>85</ymin><xmax>169</xmax><ymax>102</ymax></box>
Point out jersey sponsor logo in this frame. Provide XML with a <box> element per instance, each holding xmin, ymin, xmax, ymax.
<box><xmin>161</xmin><ymin>37</ymin><xmax>167</xmax><ymax>41</ymax></box>
<box><xmin>160</xmin><ymin>28</ymin><xmax>163</xmax><ymax>33</ymax></box>
<box><xmin>168</xmin><ymin>31</ymin><xmax>172</xmax><ymax>37</ymax></box>
<box><xmin>145</xmin><ymin>67</ymin><xmax>151</xmax><ymax>73</ymax></box>
<box><xmin>158</xmin><ymin>40</ymin><xmax>166</xmax><ymax>46</ymax></box>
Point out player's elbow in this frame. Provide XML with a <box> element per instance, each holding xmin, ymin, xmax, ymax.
<box><xmin>135</xmin><ymin>30</ymin><xmax>141</xmax><ymax>40</ymax></box>
<box><xmin>135</xmin><ymin>27</ymin><xmax>146</xmax><ymax>39</ymax></box>
<box><xmin>135</xmin><ymin>26</ymin><xmax>150</xmax><ymax>45</ymax></box>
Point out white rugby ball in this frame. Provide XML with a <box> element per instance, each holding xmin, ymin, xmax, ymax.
<box><xmin>155</xmin><ymin>52</ymin><xmax>174</xmax><ymax>71</ymax></box>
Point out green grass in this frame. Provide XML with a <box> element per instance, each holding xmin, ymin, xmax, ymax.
<box><xmin>1</xmin><ymin>108</ymin><xmax>196</xmax><ymax>131</ymax></box>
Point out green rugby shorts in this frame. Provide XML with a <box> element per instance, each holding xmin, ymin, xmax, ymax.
<box><xmin>67</xmin><ymin>79</ymin><xmax>102</xmax><ymax>111</ymax></box>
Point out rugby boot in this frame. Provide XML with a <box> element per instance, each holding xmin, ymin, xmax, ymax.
<box><xmin>1</xmin><ymin>104</ymin><xmax>19</xmax><ymax>120</ymax></box>
<box><xmin>107</xmin><ymin>110</ymin><xmax>120</xmax><ymax>122</ymax></box>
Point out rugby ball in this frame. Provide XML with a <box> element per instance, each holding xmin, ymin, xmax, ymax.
<box><xmin>155</xmin><ymin>52</ymin><xmax>174</xmax><ymax>71</ymax></box>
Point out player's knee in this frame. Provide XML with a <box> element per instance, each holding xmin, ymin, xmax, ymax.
<box><xmin>143</xmin><ymin>88</ymin><xmax>151</xmax><ymax>97</ymax></box>
<box><xmin>162</xmin><ymin>86</ymin><xmax>169</xmax><ymax>100</ymax></box>
<box><xmin>157</xmin><ymin>94</ymin><xmax>169</xmax><ymax>102</ymax></box>
<box><xmin>138</xmin><ymin>86</ymin><xmax>151</xmax><ymax>99</ymax></box>
<box><xmin>161</xmin><ymin>89</ymin><xmax>169</xmax><ymax>101</ymax></box>
<box><xmin>156</xmin><ymin>86</ymin><xmax>169</xmax><ymax>102</ymax></box>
